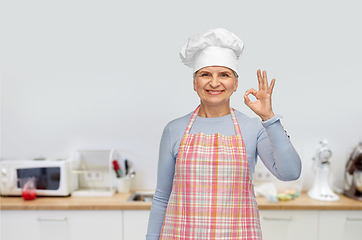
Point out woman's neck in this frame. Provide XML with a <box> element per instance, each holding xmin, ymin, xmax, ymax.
<box><xmin>198</xmin><ymin>102</ymin><xmax>231</xmax><ymax>118</ymax></box>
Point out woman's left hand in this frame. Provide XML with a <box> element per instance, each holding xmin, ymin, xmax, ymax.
<box><xmin>244</xmin><ymin>69</ymin><xmax>276</xmax><ymax>121</ymax></box>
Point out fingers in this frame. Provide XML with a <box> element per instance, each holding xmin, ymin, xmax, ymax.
<box><xmin>244</xmin><ymin>94</ymin><xmax>252</xmax><ymax>107</ymax></box>
<box><xmin>244</xmin><ymin>88</ymin><xmax>257</xmax><ymax>106</ymax></box>
<box><xmin>245</xmin><ymin>88</ymin><xmax>257</xmax><ymax>96</ymax></box>
<box><xmin>269</xmin><ymin>78</ymin><xmax>276</xmax><ymax>93</ymax></box>
<box><xmin>257</xmin><ymin>69</ymin><xmax>263</xmax><ymax>90</ymax></box>
<box><xmin>257</xmin><ymin>69</ymin><xmax>268</xmax><ymax>90</ymax></box>
<box><xmin>257</xmin><ymin>69</ymin><xmax>276</xmax><ymax>92</ymax></box>
<box><xmin>262</xmin><ymin>70</ymin><xmax>268</xmax><ymax>89</ymax></box>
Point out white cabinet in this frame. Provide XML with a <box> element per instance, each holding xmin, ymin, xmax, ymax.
<box><xmin>319</xmin><ymin>211</ymin><xmax>362</xmax><ymax>240</ymax></box>
<box><xmin>1</xmin><ymin>210</ymin><xmax>123</xmax><ymax>240</ymax></box>
<box><xmin>1</xmin><ymin>210</ymin><xmax>41</xmax><ymax>240</ymax></box>
<box><xmin>121</xmin><ymin>210</ymin><xmax>361</xmax><ymax>240</ymax></box>
<box><xmin>66</xmin><ymin>210</ymin><xmax>122</xmax><ymax>240</ymax></box>
<box><xmin>259</xmin><ymin>210</ymin><xmax>362</xmax><ymax>240</ymax></box>
<box><xmin>259</xmin><ymin>210</ymin><xmax>319</xmax><ymax>240</ymax></box>
<box><xmin>2</xmin><ymin>209</ymin><xmax>361</xmax><ymax>240</ymax></box>
<box><xmin>123</xmin><ymin>210</ymin><xmax>150</xmax><ymax>240</ymax></box>
<box><xmin>121</xmin><ymin>210</ymin><xmax>320</xmax><ymax>240</ymax></box>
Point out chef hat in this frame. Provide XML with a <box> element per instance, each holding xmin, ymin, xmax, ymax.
<box><xmin>180</xmin><ymin>28</ymin><xmax>244</xmax><ymax>75</ymax></box>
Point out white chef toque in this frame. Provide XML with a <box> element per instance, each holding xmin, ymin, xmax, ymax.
<box><xmin>180</xmin><ymin>28</ymin><xmax>244</xmax><ymax>75</ymax></box>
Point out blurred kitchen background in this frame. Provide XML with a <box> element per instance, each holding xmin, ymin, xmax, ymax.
<box><xmin>1</xmin><ymin>0</ymin><xmax>361</xmax><ymax>192</ymax></box>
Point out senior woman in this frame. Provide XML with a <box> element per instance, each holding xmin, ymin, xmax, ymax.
<box><xmin>146</xmin><ymin>28</ymin><xmax>301</xmax><ymax>240</ymax></box>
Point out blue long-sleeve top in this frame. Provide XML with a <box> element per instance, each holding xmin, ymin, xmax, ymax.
<box><xmin>146</xmin><ymin>109</ymin><xmax>302</xmax><ymax>240</ymax></box>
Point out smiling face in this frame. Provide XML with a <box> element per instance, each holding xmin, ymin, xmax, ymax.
<box><xmin>193</xmin><ymin>66</ymin><xmax>238</xmax><ymax>109</ymax></box>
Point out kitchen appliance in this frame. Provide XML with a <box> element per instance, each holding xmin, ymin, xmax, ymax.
<box><xmin>308</xmin><ymin>139</ymin><xmax>340</xmax><ymax>201</ymax></box>
<box><xmin>344</xmin><ymin>142</ymin><xmax>362</xmax><ymax>201</ymax></box>
<box><xmin>0</xmin><ymin>158</ymin><xmax>79</xmax><ymax>196</ymax></box>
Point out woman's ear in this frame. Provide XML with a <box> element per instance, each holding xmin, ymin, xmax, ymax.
<box><xmin>234</xmin><ymin>78</ymin><xmax>238</xmax><ymax>92</ymax></box>
<box><xmin>193</xmin><ymin>78</ymin><xmax>196</xmax><ymax>91</ymax></box>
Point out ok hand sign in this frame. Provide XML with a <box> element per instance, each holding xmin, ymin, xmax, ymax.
<box><xmin>244</xmin><ymin>69</ymin><xmax>276</xmax><ymax>121</ymax></box>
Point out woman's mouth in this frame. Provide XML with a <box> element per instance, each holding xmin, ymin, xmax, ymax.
<box><xmin>206</xmin><ymin>90</ymin><xmax>224</xmax><ymax>95</ymax></box>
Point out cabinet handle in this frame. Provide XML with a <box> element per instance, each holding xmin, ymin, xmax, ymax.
<box><xmin>37</xmin><ymin>217</ymin><xmax>68</xmax><ymax>221</ymax></box>
<box><xmin>346</xmin><ymin>217</ymin><xmax>362</xmax><ymax>221</ymax></box>
<box><xmin>263</xmin><ymin>217</ymin><xmax>293</xmax><ymax>221</ymax></box>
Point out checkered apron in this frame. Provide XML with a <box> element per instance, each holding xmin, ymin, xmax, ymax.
<box><xmin>160</xmin><ymin>106</ymin><xmax>262</xmax><ymax>240</ymax></box>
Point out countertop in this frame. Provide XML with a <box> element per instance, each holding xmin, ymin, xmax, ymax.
<box><xmin>1</xmin><ymin>191</ymin><xmax>361</xmax><ymax>211</ymax></box>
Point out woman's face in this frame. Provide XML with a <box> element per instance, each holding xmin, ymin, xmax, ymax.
<box><xmin>193</xmin><ymin>66</ymin><xmax>238</xmax><ymax>107</ymax></box>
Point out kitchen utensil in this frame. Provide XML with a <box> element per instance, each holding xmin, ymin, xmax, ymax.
<box><xmin>124</xmin><ymin>159</ymin><xmax>129</xmax><ymax>175</ymax></box>
<box><xmin>128</xmin><ymin>171</ymin><xmax>136</xmax><ymax>179</ymax></box>
<box><xmin>112</xmin><ymin>160</ymin><xmax>124</xmax><ymax>178</ymax></box>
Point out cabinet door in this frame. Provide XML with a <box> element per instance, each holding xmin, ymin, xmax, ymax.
<box><xmin>1</xmin><ymin>210</ymin><xmax>123</xmax><ymax>240</ymax></box>
<box><xmin>123</xmin><ymin>210</ymin><xmax>150</xmax><ymax>240</ymax></box>
<box><xmin>66</xmin><ymin>210</ymin><xmax>123</xmax><ymax>240</ymax></box>
<box><xmin>259</xmin><ymin>210</ymin><xmax>318</xmax><ymax>240</ymax></box>
<box><xmin>1</xmin><ymin>210</ymin><xmax>41</xmax><ymax>240</ymax></box>
<box><xmin>319</xmin><ymin>210</ymin><xmax>362</xmax><ymax>240</ymax></box>
<box><xmin>36</xmin><ymin>211</ymin><xmax>71</xmax><ymax>240</ymax></box>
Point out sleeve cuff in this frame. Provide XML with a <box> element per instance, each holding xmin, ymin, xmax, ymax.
<box><xmin>261</xmin><ymin>114</ymin><xmax>283</xmax><ymax>128</ymax></box>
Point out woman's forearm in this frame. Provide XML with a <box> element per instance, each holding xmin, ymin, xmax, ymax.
<box><xmin>258</xmin><ymin>116</ymin><xmax>302</xmax><ymax>181</ymax></box>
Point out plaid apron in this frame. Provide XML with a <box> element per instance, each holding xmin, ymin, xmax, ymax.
<box><xmin>160</xmin><ymin>106</ymin><xmax>262</xmax><ymax>240</ymax></box>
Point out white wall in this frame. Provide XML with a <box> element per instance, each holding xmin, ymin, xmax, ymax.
<box><xmin>1</xmin><ymin>0</ymin><xmax>361</xmax><ymax>191</ymax></box>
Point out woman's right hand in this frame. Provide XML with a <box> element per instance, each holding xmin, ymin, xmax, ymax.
<box><xmin>244</xmin><ymin>69</ymin><xmax>276</xmax><ymax>121</ymax></box>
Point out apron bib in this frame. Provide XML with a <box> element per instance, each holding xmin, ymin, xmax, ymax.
<box><xmin>160</xmin><ymin>106</ymin><xmax>262</xmax><ymax>240</ymax></box>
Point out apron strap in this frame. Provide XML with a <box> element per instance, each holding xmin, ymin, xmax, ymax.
<box><xmin>184</xmin><ymin>105</ymin><xmax>200</xmax><ymax>135</ymax></box>
<box><xmin>185</xmin><ymin>105</ymin><xmax>242</xmax><ymax>136</ymax></box>
<box><xmin>230</xmin><ymin>108</ymin><xmax>242</xmax><ymax>136</ymax></box>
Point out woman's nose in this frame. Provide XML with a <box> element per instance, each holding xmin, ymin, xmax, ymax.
<box><xmin>209</xmin><ymin>77</ymin><xmax>220</xmax><ymax>88</ymax></box>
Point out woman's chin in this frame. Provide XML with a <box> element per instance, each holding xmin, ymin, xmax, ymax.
<box><xmin>200</xmin><ymin>99</ymin><xmax>230</xmax><ymax>107</ymax></box>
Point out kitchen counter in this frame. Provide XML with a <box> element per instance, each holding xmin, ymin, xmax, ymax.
<box><xmin>1</xmin><ymin>192</ymin><xmax>361</xmax><ymax>211</ymax></box>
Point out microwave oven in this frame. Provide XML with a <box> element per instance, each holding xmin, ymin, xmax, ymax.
<box><xmin>0</xmin><ymin>159</ymin><xmax>79</xmax><ymax>196</ymax></box>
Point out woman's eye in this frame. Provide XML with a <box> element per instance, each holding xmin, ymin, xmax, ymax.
<box><xmin>202</xmin><ymin>73</ymin><xmax>210</xmax><ymax>77</ymax></box>
<box><xmin>221</xmin><ymin>74</ymin><xmax>229</xmax><ymax>77</ymax></box>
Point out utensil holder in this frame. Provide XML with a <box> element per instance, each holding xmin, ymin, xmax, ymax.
<box><xmin>116</xmin><ymin>177</ymin><xmax>131</xmax><ymax>193</ymax></box>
